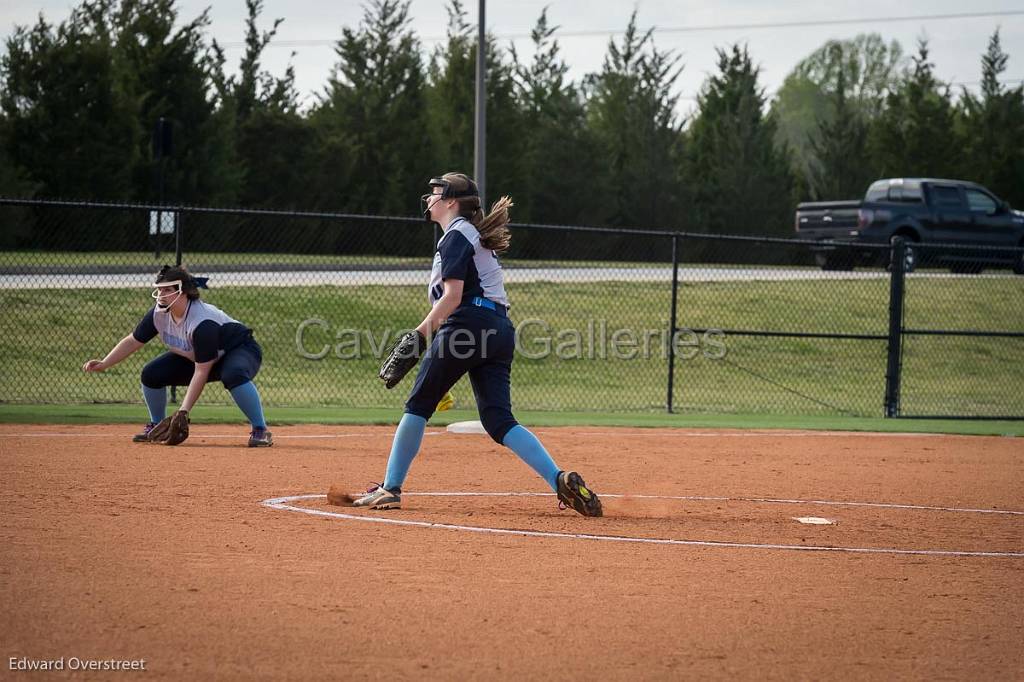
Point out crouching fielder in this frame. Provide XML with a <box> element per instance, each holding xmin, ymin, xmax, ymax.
<box><xmin>82</xmin><ymin>265</ymin><xmax>272</xmax><ymax>447</ymax></box>
<box><xmin>352</xmin><ymin>172</ymin><xmax>602</xmax><ymax>517</ymax></box>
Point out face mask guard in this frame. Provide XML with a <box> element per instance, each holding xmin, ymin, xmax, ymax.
<box><xmin>152</xmin><ymin>280</ymin><xmax>183</xmax><ymax>310</ymax></box>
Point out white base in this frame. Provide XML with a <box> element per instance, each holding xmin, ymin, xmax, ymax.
<box><xmin>792</xmin><ymin>516</ymin><xmax>837</xmax><ymax>525</ymax></box>
<box><xmin>446</xmin><ymin>420</ymin><xmax>487</xmax><ymax>435</ymax></box>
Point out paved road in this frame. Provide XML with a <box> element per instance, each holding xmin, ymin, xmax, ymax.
<box><xmin>0</xmin><ymin>266</ymin><xmax>1015</xmax><ymax>289</ymax></box>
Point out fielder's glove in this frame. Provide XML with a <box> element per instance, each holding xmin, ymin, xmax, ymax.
<box><xmin>148</xmin><ymin>410</ymin><xmax>190</xmax><ymax>446</ymax></box>
<box><xmin>379</xmin><ymin>330</ymin><xmax>428</xmax><ymax>389</ymax></box>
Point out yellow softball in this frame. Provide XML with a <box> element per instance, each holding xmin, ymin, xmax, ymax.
<box><xmin>436</xmin><ymin>391</ymin><xmax>455</xmax><ymax>412</ymax></box>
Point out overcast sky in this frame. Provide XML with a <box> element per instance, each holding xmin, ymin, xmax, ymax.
<box><xmin>3</xmin><ymin>1</ymin><xmax>1022</xmax><ymax>118</ymax></box>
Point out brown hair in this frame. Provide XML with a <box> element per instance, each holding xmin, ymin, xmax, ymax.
<box><xmin>442</xmin><ymin>172</ymin><xmax>513</xmax><ymax>254</ymax></box>
<box><xmin>156</xmin><ymin>264</ymin><xmax>201</xmax><ymax>300</ymax></box>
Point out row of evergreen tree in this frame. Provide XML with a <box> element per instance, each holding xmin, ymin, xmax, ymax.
<box><xmin>1</xmin><ymin>0</ymin><xmax>1022</xmax><ymax>240</ymax></box>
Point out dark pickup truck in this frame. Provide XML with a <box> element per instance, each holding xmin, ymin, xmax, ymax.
<box><xmin>795</xmin><ymin>178</ymin><xmax>1024</xmax><ymax>272</ymax></box>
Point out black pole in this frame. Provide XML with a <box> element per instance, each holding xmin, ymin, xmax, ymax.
<box><xmin>474</xmin><ymin>0</ymin><xmax>487</xmax><ymax>206</ymax></box>
<box><xmin>667</xmin><ymin>235</ymin><xmax>680</xmax><ymax>413</ymax></box>
<box><xmin>154</xmin><ymin>117</ymin><xmax>169</xmax><ymax>259</ymax></box>
<box><xmin>175</xmin><ymin>211</ymin><xmax>183</xmax><ymax>267</ymax></box>
<box><xmin>170</xmin><ymin>205</ymin><xmax>177</xmax><ymax>405</ymax></box>
<box><xmin>170</xmin><ymin>212</ymin><xmax>182</xmax><ymax>405</ymax></box>
<box><xmin>884</xmin><ymin>237</ymin><xmax>906</xmax><ymax>417</ymax></box>
<box><xmin>155</xmin><ymin>164</ymin><xmax>164</xmax><ymax>259</ymax></box>
<box><xmin>154</xmin><ymin>215</ymin><xmax>162</xmax><ymax>259</ymax></box>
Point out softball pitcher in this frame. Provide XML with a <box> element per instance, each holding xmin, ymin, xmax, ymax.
<box><xmin>82</xmin><ymin>265</ymin><xmax>272</xmax><ymax>447</ymax></box>
<box><xmin>351</xmin><ymin>172</ymin><xmax>602</xmax><ymax>516</ymax></box>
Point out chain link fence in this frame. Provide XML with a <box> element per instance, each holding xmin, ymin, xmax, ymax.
<box><xmin>1</xmin><ymin>198</ymin><xmax>1021</xmax><ymax>418</ymax></box>
<box><xmin>898</xmin><ymin>242</ymin><xmax>1024</xmax><ymax>418</ymax></box>
<box><xmin>670</xmin><ymin>236</ymin><xmax>893</xmax><ymax>416</ymax></box>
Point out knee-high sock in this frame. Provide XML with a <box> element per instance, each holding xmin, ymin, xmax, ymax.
<box><xmin>382</xmin><ymin>414</ymin><xmax>427</xmax><ymax>492</ymax></box>
<box><xmin>229</xmin><ymin>381</ymin><xmax>267</xmax><ymax>428</ymax></box>
<box><xmin>142</xmin><ymin>384</ymin><xmax>167</xmax><ymax>424</ymax></box>
<box><xmin>502</xmin><ymin>425</ymin><xmax>560</xmax><ymax>491</ymax></box>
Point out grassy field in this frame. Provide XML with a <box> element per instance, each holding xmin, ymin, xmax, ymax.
<box><xmin>1</xmin><ymin>403</ymin><xmax>1021</xmax><ymax>436</ymax></box>
<box><xmin>1</xmin><ymin>275</ymin><xmax>1020</xmax><ymax>418</ymax></box>
<box><xmin>5</xmin><ymin>250</ymin><xmax>935</xmax><ymax>274</ymax></box>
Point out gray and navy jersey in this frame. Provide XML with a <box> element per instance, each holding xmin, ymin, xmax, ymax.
<box><xmin>429</xmin><ymin>217</ymin><xmax>509</xmax><ymax>308</ymax></box>
<box><xmin>132</xmin><ymin>299</ymin><xmax>252</xmax><ymax>363</ymax></box>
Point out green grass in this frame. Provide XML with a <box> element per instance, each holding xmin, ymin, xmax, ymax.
<box><xmin>1</xmin><ymin>249</ymin><xmax>868</xmax><ymax>273</ymax></box>
<box><xmin>1</xmin><ymin>403</ymin><xmax>1020</xmax><ymax>436</ymax></box>
<box><xmin>1</xmin><ymin>276</ymin><xmax>1021</xmax><ymax>418</ymax></box>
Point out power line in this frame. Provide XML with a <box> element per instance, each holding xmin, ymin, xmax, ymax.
<box><xmin>541</xmin><ymin>10</ymin><xmax>1024</xmax><ymax>39</ymax></box>
<box><xmin>219</xmin><ymin>9</ymin><xmax>1024</xmax><ymax>49</ymax></box>
<box><xmin>954</xmin><ymin>79</ymin><xmax>1024</xmax><ymax>86</ymax></box>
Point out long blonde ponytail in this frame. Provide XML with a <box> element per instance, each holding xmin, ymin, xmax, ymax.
<box><xmin>472</xmin><ymin>196</ymin><xmax>513</xmax><ymax>253</ymax></box>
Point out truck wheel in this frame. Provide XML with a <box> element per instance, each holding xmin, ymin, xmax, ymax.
<box><xmin>1014</xmin><ymin>243</ymin><xmax>1024</xmax><ymax>275</ymax></box>
<box><xmin>888</xmin><ymin>235</ymin><xmax>918</xmax><ymax>273</ymax></box>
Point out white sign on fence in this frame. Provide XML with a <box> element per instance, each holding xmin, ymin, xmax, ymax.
<box><xmin>149</xmin><ymin>211</ymin><xmax>176</xmax><ymax>235</ymax></box>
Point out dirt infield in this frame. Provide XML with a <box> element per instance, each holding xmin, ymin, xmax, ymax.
<box><xmin>2</xmin><ymin>424</ymin><xmax>1022</xmax><ymax>680</ymax></box>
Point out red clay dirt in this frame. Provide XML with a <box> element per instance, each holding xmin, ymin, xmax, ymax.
<box><xmin>1</xmin><ymin>423</ymin><xmax>1022</xmax><ymax>680</ymax></box>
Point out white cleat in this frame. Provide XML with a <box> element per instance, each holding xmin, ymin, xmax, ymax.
<box><xmin>352</xmin><ymin>485</ymin><xmax>401</xmax><ymax>510</ymax></box>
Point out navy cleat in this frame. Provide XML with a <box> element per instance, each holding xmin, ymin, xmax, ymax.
<box><xmin>133</xmin><ymin>423</ymin><xmax>157</xmax><ymax>443</ymax></box>
<box><xmin>248</xmin><ymin>427</ymin><xmax>273</xmax><ymax>447</ymax></box>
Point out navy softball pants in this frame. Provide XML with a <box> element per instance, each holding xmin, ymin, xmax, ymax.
<box><xmin>405</xmin><ymin>305</ymin><xmax>518</xmax><ymax>443</ymax></box>
<box><xmin>141</xmin><ymin>339</ymin><xmax>263</xmax><ymax>391</ymax></box>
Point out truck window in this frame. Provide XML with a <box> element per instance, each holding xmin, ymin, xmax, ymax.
<box><xmin>900</xmin><ymin>181</ymin><xmax>922</xmax><ymax>202</ymax></box>
<box><xmin>887</xmin><ymin>186</ymin><xmax>923</xmax><ymax>202</ymax></box>
<box><xmin>965</xmin><ymin>189</ymin><xmax>997</xmax><ymax>213</ymax></box>
<box><xmin>866</xmin><ymin>182</ymin><xmax>889</xmax><ymax>202</ymax></box>
<box><xmin>930</xmin><ymin>185</ymin><xmax>964</xmax><ymax>209</ymax></box>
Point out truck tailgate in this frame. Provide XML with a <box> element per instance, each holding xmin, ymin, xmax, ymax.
<box><xmin>796</xmin><ymin>201</ymin><xmax>860</xmax><ymax>233</ymax></box>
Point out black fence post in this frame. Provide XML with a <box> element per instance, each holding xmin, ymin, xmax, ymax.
<box><xmin>169</xmin><ymin>212</ymin><xmax>184</xmax><ymax>405</ymax></box>
<box><xmin>175</xmin><ymin>211</ymin><xmax>183</xmax><ymax>267</ymax></box>
<box><xmin>153</xmin><ymin>117</ymin><xmax>171</xmax><ymax>259</ymax></box>
<box><xmin>884</xmin><ymin>237</ymin><xmax>906</xmax><ymax>417</ymax></box>
<box><xmin>666</xmin><ymin>234</ymin><xmax>680</xmax><ymax>413</ymax></box>
<box><xmin>154</xmin><ymin>212</ymin><xmax>162</xmax><ymax>259</ymax></box>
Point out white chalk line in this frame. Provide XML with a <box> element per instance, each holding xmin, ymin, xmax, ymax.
<box><xmin>8</xmin><ymin>429</ymin><xmax>1021</xmax><ymax>517</ymax></box>
<box><xmin>8</xmin><ymin>429</ymin><xmax>1013</xmax><ymax>441</ymax></box>
<box><xmin>4</xmin><ymin>431</ymin><xmax>447</xmax><ymax>439</ymax></box>
<box><xmin>406</xmin><ymin>492</ymin><xmax>1024</xmax><ymax>516</ymax></box>
<box><xmin>261</xmin><ymin>493</ymin><xmax>1024</xmax><ymax>558</ymax></box>
<box><xmin>538</xmin><ymin>430</ymin><xmax>1015</xmax><ymax>438</ymax></box>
